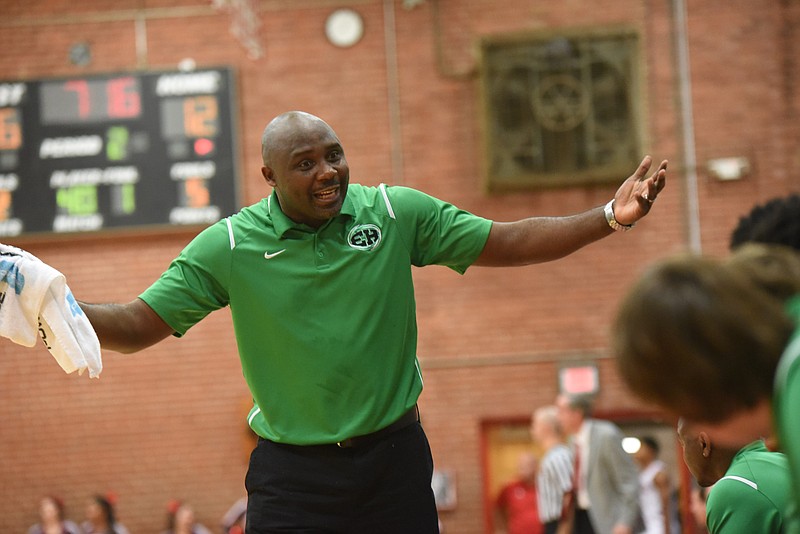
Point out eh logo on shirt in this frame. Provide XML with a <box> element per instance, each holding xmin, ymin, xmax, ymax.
<box><xmin>348</xmin><ymin>224</ymin><xmax>382</xmax><ymax>251</ymax></box>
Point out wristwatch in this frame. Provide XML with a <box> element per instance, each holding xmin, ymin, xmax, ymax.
<box><xmin>604</xmin><ymin>199</ymin><xmax>634</xmax><ymax>232</ymax></box>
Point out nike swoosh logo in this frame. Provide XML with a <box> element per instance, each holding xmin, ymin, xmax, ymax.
<box><xmin>264</xmin><ymin>249</ymin><xmax>286</xmax><ymax>260</ymax></box>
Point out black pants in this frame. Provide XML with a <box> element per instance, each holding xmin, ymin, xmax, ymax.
<box><xmin>245</xmin><ymin>421</ymin><xmax>439</xmax><ymax>533</ymax></box>
<box><xmin>574</xmin><ymin>508</ymin><xmax>596</xmax><ymax>534</ymax></box>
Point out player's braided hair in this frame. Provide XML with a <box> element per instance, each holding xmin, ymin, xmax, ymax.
<box><xmin>730</xmin><ymin>193</ymin><xmax>800</xmax><ymax>251</ymax></box>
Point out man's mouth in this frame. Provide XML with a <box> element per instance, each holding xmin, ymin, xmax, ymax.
<box><xmin>313</xmin><ymin>185</ymin><xmax>340</xmax><ymax>202</ymax></box>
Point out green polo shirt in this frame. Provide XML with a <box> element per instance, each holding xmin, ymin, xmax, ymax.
<box><xmin>706</xmin><ymin>440</ymin><xmax>791</xmax><ymax>534</ymax></box>
<box><xmin>775</xmin><ymin>295</ymin><xmax>800</xmax><ymax>533</ymax></box>
<box><xmin>140</xmin><ymin>184</ymin><xmax>492</xmax><ymax>445</ymax></box>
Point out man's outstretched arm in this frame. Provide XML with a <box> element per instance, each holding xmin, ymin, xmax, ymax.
<box><xmin>474</xmin><ymin>156</ymin><xmax>667</xmax><ymax>267</ymax></box>
<box><xmin>79</xmin><ymin>298</ymin><xmax>174</xmax><ymax>354</ymax></box>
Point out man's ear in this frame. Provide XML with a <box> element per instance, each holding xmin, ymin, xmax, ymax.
<box><xmin>261</xmin><ymin>166</ymin><xmax>276</xmax><ymax>187</ymax></box>
<box><xmin>698</xmin><ymin>432</ymin><xmax>712</xmax><ymax>458</ymax></box>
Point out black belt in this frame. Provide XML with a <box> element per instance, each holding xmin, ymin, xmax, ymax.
<box><xmin>336</xmin><ymin>405</ymin><xmax>419</xmax><ymax>448</ymax></box>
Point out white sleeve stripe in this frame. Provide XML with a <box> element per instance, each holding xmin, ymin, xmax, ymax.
<box><xmin>379</xmin><ymin>183</ymin><xmax>396</xmax><ymax>219</ymax></box>
<box><xmin>225</xmin><ymin>217</ymin><xmax>236</xmax><ymax>250</ymax></box>
<box><xmin>248</xmin><ymin>406</ymin><xmax>262</xmax><ymax>426</ymax></box>
<box><xmin>719</xmin><ymin>475</ymin><xmax>758</xmax><ymax>490</ymax></box>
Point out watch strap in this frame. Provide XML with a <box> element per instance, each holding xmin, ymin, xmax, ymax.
<box><xmin>604</xmin><ymin>199</ymin><xmax>634</xmax><ymax>232</ymax></box>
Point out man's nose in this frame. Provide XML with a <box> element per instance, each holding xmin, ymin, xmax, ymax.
<box><xmin>318</xmin><ymin>164</ymin><xmax>338</xmax><ymax>180</ymax></box>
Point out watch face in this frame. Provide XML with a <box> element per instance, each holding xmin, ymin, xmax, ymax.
<box><xmin>325</xmin><ymin>9</ymin><xmax>364</xmax><ymax>48</ymax></box>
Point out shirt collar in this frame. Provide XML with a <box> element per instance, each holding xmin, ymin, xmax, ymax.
<box><xmin>735</xmin><ymin>440</ymin><xmax>768</xmax><ymax>457</ymax></box>
<box><xmin>576</xmin><ymin>419</ymin><xmax>591</xmax><ymax>448</ymax></box>
<box><xmin>267</xmin><ymin>189</ymin><xmax>356</xmax><ymax>238</ymax></box>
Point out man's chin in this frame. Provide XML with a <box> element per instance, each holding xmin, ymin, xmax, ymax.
<box><xmin>316</xmin><ymin>189</ymin><xmax>346</xmax><ymax>213</ymax></box>
<box><xmin>309</xmin><ymin>203</ymin><xmax>344</xmax><ymax>225</ymax></box>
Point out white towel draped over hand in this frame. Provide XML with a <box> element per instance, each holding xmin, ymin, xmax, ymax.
<box><xmin>0</xmin><ymin>243</ymin><xmax>102</xmax><ymax>378</ymax></box>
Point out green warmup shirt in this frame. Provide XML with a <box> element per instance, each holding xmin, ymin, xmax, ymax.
<box><xmin>705</xmin><ymin>440</ymin><xmax>791</xmax><ymax>534</ymax></box>
<box><xmin>775</xmin><ymin>295</ymin><xmax>800</xmax><ymax>533</ymax></box>
<box><xmin>140</xmin><ymin>184</ymin><xmax>492</xmax><ymax>445</ymax></box>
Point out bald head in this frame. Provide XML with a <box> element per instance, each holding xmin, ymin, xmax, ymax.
<box><xmin>261</xmin><ymin>111</ymin><xmax>338</xmax><ymax>166</ymax></box>
<box><xmin>258</xmin><ymin>111</ymin><xmax>349</xmax><ymax>228</ymax></box>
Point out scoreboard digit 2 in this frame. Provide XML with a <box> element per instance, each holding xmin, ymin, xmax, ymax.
<box><xmin>0</xmin><ymin>67</ymin><xmax>239</xmax><ymax>237</ymax></box>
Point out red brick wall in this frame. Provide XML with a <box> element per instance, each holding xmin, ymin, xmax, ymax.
<box><xmin>0</xmin><ymin>1</ymin><xmax>798</xmax><ymax>533</ymax></box>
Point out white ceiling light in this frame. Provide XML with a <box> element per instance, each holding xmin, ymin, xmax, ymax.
<box><xmin>622</xmin><ymin>437</ymin><xmax>642</xmax><ymax>454</ymax></box>
<box><xmin>325</xmin><ymin>8</ymin><xmax>364</xmax><ymax>48</ymax></box>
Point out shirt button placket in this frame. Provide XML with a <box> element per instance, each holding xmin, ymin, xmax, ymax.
<box><xmin>314</xmin><ymin>235</ymin><xmax>329</xmax><ymax>269</ymax></box>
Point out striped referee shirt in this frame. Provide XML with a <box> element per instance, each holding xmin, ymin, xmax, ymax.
<box><xmin>537</xmin><ymin>443</ymin><xmax>575</xmax><ymax>523</ymax></box>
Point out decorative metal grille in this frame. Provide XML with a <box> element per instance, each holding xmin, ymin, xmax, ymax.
<box><xmin>480</xmin><ymin>30</ymin><xmax>643</xmax><ymax>190</ymax></box>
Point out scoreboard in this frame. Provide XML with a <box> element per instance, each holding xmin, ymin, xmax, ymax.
<box><xmin>0</xmin><ymin>67</ymin><xmax>239</xmax><ymax>237</ymax></box>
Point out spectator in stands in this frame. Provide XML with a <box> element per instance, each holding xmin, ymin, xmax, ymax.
<box><xmin>162</xmin><ymin>500</ymin><xmax>212</xmax><ymax>534</ymax></box>
<box><xmin>494</xmin><ymin>451</ymin><xmax>544</xmax><ymax>534</ymax></box>
<box><xmin>82</xmin><ymin>494</ymin><xmax>129</xmax><ymax>534</ymax></box>
<box><xmin>220</xmin><ymin>496</ymin><xmax>246</xmax><ymax>534</ymax></box>
<box><xmin>27</xmin><ymin>495</ymin><xmax>81</xmax><ymax>534</ymax></box>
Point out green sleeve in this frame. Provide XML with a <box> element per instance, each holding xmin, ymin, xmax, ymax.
<box><xmin>385</xmin><ymin>185</ymin><xmax>492</xmax><ymax>273</ymax></box>
<box><xmin>139</xmin><ymin>220</ymin><xmax>231</xmax><ymax>336</ymax></box>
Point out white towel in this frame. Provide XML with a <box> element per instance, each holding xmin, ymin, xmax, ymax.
<box><xmin>0</xmin><ymin>243</ymin><xmax>102</xmax><ymax>378</ymax></box>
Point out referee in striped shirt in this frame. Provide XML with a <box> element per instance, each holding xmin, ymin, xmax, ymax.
<box><xmin>532</xmin><ymin>405</ymin><xmax>575</xmax><ymax>534</ymax></box>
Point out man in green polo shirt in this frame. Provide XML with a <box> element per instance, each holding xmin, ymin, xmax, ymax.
<box><xmin>78</xmin><ymin>111</ymin><xmax>667</xmax><ymax>532</ymax></box>
<box><xmin>677</xmin><ymin>418</ymin><xmax>792</xmax><ymax>533</ymax></box>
